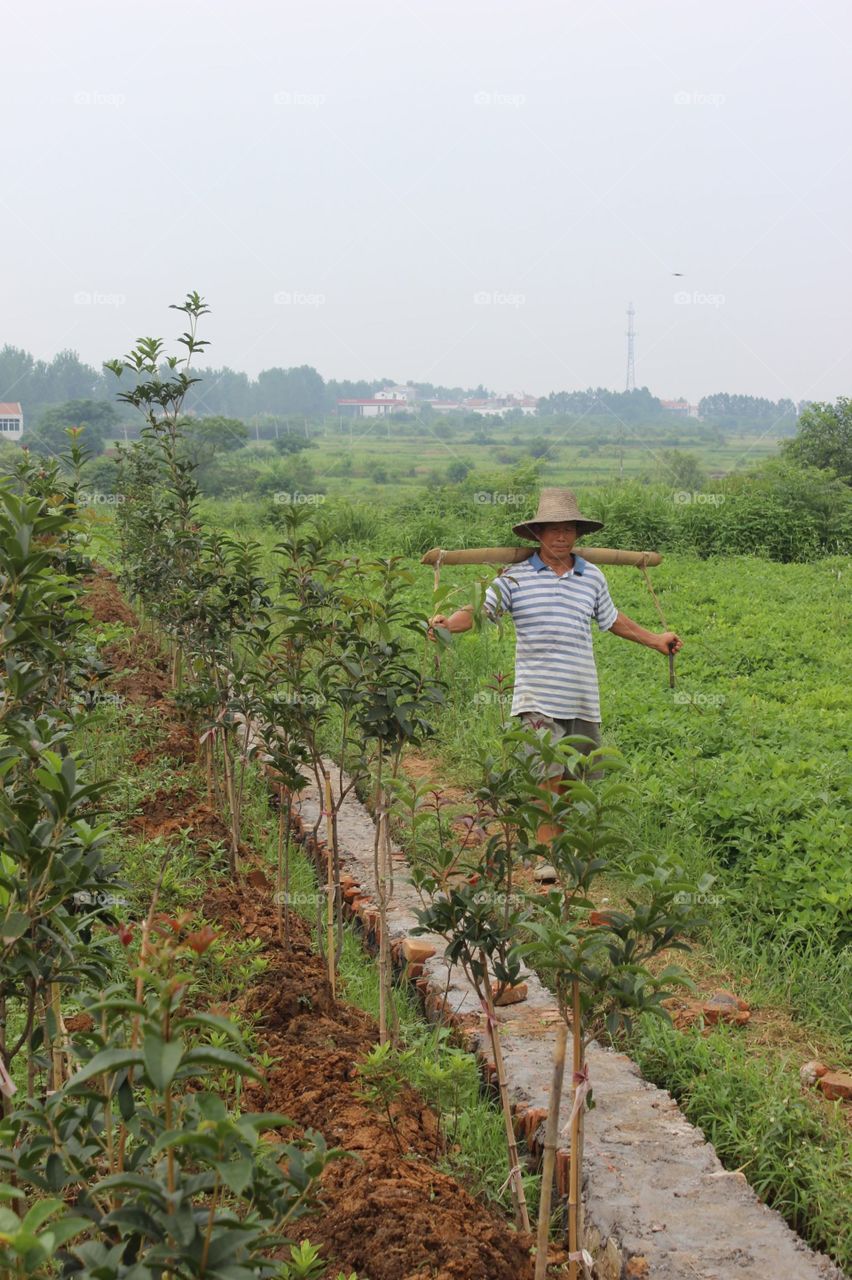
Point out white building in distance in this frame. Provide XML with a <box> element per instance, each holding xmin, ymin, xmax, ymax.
<box><xmin>337</xmin><ymin>384</ymin><xmax>417</xmax><ymax>417</ymax></box>
<box><xmin>660</xmin><ymin>398</ymin><xmax>700</xmax><ymax>419</ymax></box>
<box><xmin>0</xmin><ymin>402</ymin><xmax>23</xmax><ymax>439</ymax></box>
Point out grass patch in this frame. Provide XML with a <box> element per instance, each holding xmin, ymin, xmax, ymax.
<box><xmin>632</xmin><ymin>1017</ymin><xmax>852</xmax><ymax>1269</ymax></box>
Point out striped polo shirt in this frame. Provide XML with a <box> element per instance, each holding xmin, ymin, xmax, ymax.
<box><xmin>483</xmin><ymin>551</ymin><xmax>618</xmax><ymax>722</ymax></box>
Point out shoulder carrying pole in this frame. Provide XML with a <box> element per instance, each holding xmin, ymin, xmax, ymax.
<box><xmin>421</xmin><ymin>546</ymin><xmax>662</xmax><ymax>568</ymax></box>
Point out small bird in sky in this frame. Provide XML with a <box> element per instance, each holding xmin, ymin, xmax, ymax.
<box><xmin>672</xmin><ymin>271</ymin><xmax>684</xmax><ymax>276</ymax></box>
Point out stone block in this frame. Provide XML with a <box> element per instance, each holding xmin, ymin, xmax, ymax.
<box><xmin>817</xmin><ymin>1070</ymin><xmax>852</xmax><ymax>1102</ymax></box>
<box><xmin>402</xmin><ymin>938</ymin><xmax>437</xmax><ymax>966</ymax></box>
<box><xmin>491</xmin><ymin>980</ymin><xmax>529</xmax><ymax>1006</ymax></box>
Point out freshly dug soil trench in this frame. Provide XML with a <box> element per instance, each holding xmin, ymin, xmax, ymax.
<box><xmin>209</xmin><ymin>879</ymin><xmax>535</xmax><ymax>1280</ymax></box>
<box><xmin>86</xmin><ymin>570</ymin><xmax>537</xmax><ymax>1280</ymax></box>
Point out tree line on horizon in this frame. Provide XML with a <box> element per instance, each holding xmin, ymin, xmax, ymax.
<box><xmin>1</xmin><ymin>341</ymin><xmax>805</xmax><ymax>434</ymax></box>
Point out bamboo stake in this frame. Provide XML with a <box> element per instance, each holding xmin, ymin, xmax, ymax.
<box><xmin>535</xmin><ymin>1019</ymin><xmax>568</xmax><ymax>1280</ymax></box>
<box><xmin>568</xmin><ymin>977</ymin><xmax>583</xmax><ymax>1280</ymax></box>
<box><xmin>49</xmin><ymin>982</ymin><xmax>66</xmax><ymax>1090</ymax></box>
<box><xmin>282</xmin><ymin>785</ymin><xmax>293</xmax><ymax>950</ymax></box>
<box><xmin>380</xmin><ymin>797</ymin><xmax>400</xmax><ymax>1045</ymax></box>
<box><xmin>220</xmin><ymin>727</ymin><xmax>240</xmax><ymax>876</ymax></box>
<box><xmin>432</xmin><ymin>549</ymin><xmax>444</xmax><ymax>675</ymax></box>
<box><xmin>276</xmin><ymin>782</ymin><xmax>286</xmax><ymax>946</ymax></box>
<box><xmin>204</xmin><ymin>734</ymin><xmax>213</xmax><ymax>805</ymax></box>
<box><xmin>323</xmin><ymin>771</ymin><xmax>336</xmax><ymax>999</ymax></box>
<box><xmin>372</xmin><ymin>753</ymin><xmax>390</xmax><ymax>1044</ymax></box>
<box><xmin>481</xmin><ymin>966</ymin><xmax>531</xmax><ymax>1235</ymax></box>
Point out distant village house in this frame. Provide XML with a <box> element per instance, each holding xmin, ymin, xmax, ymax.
<box><xmin>336</xmin><ymin>385</ymin><xmax>539</xmax><ymax>419</ymax></box>
<box><xmin>0</xmin><ymin>402</ymin><xmax>24</xmax><ymax>439</ymax></box>
<box><xmin>660</xmin><ymin>398</ymin><xmax>700</xmax><ymax>419</ymax></box>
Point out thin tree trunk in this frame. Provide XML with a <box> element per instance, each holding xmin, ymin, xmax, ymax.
<box><xmin>535</xmin><ymin>1020</ymin><xmax>568</xmax><ymax>1280</ymax></box>
<box><xmin>480</xmin><ymin>964</ymin><xmax>531</xmax><ymax>1235</ymax></box>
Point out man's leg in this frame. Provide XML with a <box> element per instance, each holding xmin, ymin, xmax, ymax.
<box><xmin>525</xmin><ymin>717</ymin><xmax>602</xmax><ymax>849</ymax></box>
<box><xmin>517</xmin><ymin>713</ymin><xmax>571</xmax><ymax>846</ymax></box>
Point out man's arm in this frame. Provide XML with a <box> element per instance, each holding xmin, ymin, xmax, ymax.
<box><xmin>609</xmin><ymin>611</ymin><xmax>682</xmax><ymax>655</ymax></box>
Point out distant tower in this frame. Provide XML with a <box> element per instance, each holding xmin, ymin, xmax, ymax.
<box><xmin>625</xmin><ymin>302</ymin><xmax>636</xmax><ymax>392</ymax></box>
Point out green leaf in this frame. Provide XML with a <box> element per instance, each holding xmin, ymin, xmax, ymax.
<box><xmin>21</xmin><ymin>1199</ymin><xmax>63</xmax><ymax>1232</ymax></box>
<box><xmin>45</xmin><ymin>1153</ymin><xmax>66</xmax><ymax>1191</ymax></box>
<box><xmin>215</xmin><ymin>1157</ymin><xmax>253</xmax><ymax>1196</ymax></box>
<box><xmin>66</xmin><ymin>1047</ymin><xmax>143</xmax><ymax>1091</ymax></box>
<box><xmin>0</xmin><ymin>912</ymin><xmax>29</xmax><ymax>940</ymax></box>
<box><xmin>180</xmin><ymin>1047</ymin><xmax>262</xmax><ymax>1081</ymax></box>
<box><xmin>143</xmin><ymin>1032</ymin><xmax>185</xmax><ymax>1091</ymax></box>
<box><xmin>37</xmin><ymin>1215</ymin><xmax>89</xmax><ymax>1249</ymax></box>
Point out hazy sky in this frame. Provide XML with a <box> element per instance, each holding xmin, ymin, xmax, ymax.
<box><xmin>3</xmin><ymin>0</ymin><xmax>851</xmax><ymax>402</ymax></box>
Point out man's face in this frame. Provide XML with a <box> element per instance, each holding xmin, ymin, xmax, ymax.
<box><xmin>536</xmin><ymin>521</ymin><xmax>578</xmax><ymax>557</ymax></box>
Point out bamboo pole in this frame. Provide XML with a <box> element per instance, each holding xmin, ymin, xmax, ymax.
<box><xmin>421</xmin><ymin>545</ymin><xmax>662</xmax><ymax>568</ymax></box>
<box><xmin>535</xmin><ymin>1019</ymin><xmax>569</xmax><ymax>1280</ymax></box>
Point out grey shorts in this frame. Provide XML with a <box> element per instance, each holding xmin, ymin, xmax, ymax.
<box><xmin>516</xmin><ymin>712</ymin><xmax>603</xmax><ymax>780</ymax></box>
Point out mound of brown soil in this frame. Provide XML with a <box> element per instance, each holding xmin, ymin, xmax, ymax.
<box><xmin>205</xmin><ymin>880</ymin><xmax>534</xmax><ymax>1280</ymax></box>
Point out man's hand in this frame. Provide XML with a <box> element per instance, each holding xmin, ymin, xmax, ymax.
<box><xmin>656</xmin><ymin>630</ymin><xmax>683</xmax><ymax>655</ymax></box>
<box><xmin>427</xmin><ymin>614</ymin><xmax>450</xmax><ymax>640</ymax></box>
<box><xmin>427</xmin><ymin>607</ymin><xmax>474</xmax><ymax>639</ymax></box>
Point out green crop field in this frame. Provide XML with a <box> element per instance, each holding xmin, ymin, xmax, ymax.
<box><xmin>188</xmin><ymin>489</ymin><xmax>852</xmax><ymax>1264</ymax></box>
<box><xmin>171</xmin><ymin>419</ymin><xmax>786</xmax><ymax>507</ymax></box>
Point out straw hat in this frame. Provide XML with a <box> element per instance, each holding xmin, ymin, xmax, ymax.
<box><xmin>512</xmin><ymin>487</ymin><xmax>604</xmax><ymax>541</ymax></box>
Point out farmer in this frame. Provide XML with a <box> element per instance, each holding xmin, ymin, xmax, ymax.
<box><xmin>429</xmin><ymin>488</ymin><xmax>682</xmax><ymax>859</ymax></box>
